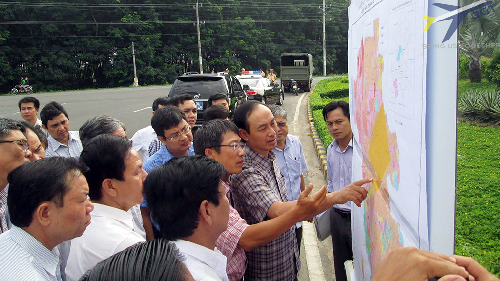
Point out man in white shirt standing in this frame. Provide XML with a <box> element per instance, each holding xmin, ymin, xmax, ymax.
<box><xmin>18</xmin><ymin>96</ymin><xmax>43</xmax><ymax>128</ymax></box>
<box><xmin>144</xmin><ymin>156</ymin><xmax>230</xmax><ymax>281</ymax></box>
<box><xmin>41</xmin><ymin>101</ymin><xmax>82</xmax><ymax>158</ymax></box>
<box><xmin>0</xmin><ymin>157</ymin><xmax>94</xmax><ymax>281</ymax></box>
<box><xmin>66</xmin><ymin>135</ymin><xmax>147</xmax><ymax>281</ymax></box>
<box><xmin>130</xmin><ymin>96</ymin><xmax>170</xmax><ymax>162</ymax></box>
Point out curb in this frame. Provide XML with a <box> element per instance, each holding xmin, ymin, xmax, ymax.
<box><xmin>307</xmin><ymin>97</ymin><xmax>329</xmax><ymax>183</ymax></box>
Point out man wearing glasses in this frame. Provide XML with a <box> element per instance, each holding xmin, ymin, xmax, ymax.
<box><xmin>141</xmin><ymin>106</ymin><xmax>195</xmax><ymax>239</ymax></box>
<box><xmin>0</xmin><ymin>118</ymin><xmax>32</xmax><ymax>234</ymax></box>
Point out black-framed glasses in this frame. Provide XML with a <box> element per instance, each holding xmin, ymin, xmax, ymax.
<box><xmin>165</xmin><ymin>126</ymin><xmax>192</xmax><ymax>142</ymax></box>
<box><xmin>0</xmin><ymin>139</ymin><xmax>29</xmax><ymax>152</ymax></box>
<box><xmin>214</xmin><ymin>142</ymin><xmax>245</xmax><ymax>151</ymax></box>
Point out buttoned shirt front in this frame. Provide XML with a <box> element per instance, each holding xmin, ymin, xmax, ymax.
<box><xmin>130</xmin><ymin>125</ymin><xmax>157</xmax><ymax>162</ymax></box>
<box><xmin>45</xmin><ymin>131</ymin><xmax>83</xmax><ymax>158</ymax></box>
<box><xmin>231</xmin><ymin>146</ymin><xmax>300</xmax><ymax>280</ymax></box>
<box><xmin>0</xmin><ymin>226</ymin><xmax>62</xmax><ymax>281</ymax></box>
<box><xmin>0</xmin><ymin>187</ymin><xmax>11</xmax><ymax>234</ymax></box>
<box><xmin>216</xmin><ymin>181</ymin><xmax>248</xmax><ymax>281</ymax></box>
<box><xmin>173</xmin><ymin>240</ymin><xmax>229</xmax><ymax>281</ymax></box>
<box><xmin>66</xmin><ymin>203</ymin><xmax>145</xmax><ymax>281</ymax></box>
<box><xmin>273</xmin><ymin>134</ymin><xmax>308</xmax><ymax>228</ymax></box>
<box><xmin>326</xmin><ymin>138</ymin><xmax>353</xmax><ymax>211</ymax></box>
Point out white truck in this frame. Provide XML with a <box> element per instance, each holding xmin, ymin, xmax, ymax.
<box><xmin>280</xmin><ymin>53</ymin><xmax>313</xmax><ymax>92</ymax></box>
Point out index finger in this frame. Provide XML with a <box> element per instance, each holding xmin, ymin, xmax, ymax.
<box><xmin>353</xmin><ymin>178</ymin><xmax>373</xmax><ymax>187</ymax></box>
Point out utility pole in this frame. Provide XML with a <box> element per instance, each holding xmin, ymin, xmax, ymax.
<box><xmin>323</xmin><ymin>0</ymin><xmax>327</xmax><ymax>76</ymax></box>
<box><xmin>132</xmin><ymin>42</ymin><xmax>138</xmax><ymax>86</ymax></box>
<box><xmin>196</xmin><ymin>0</ymin><xmax>203</xmax><ymax>74</ymax></box>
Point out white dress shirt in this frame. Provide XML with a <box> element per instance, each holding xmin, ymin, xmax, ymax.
<box><xmin>173</xmin><ymin>240</ymin><xmax>229</xmax><ymax>281</ymax></box>
<box><xmin>66</xmin><ymin>203</ymin><xmax>145</xmax><ymax>281</ymax></box>
<box><xmin>0</xmin><ymin>226</ymin><xmax>62</xmax><ymax>281</ymax></box>
<box><xmin>130</xmin><ymin>125</ymin><xmax>157</xmax><ymax>162</ymax></box>
<box><xmin>45</xmin><ymin>131</ymin><xmax>83</xmax><ymax>159</ymax></box>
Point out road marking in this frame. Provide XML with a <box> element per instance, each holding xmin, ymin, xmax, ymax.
<box><xmin>12</xmin><ymin>112</ymin><xmax>20</xmax><ymax>115</ymax></box>
<box><xmin>292</xmin><ymin>93</ymin><xmax>306</xmax><ymax>134</ymax></box>
<box><xmin>133</xmin><ymin>107</ymin><xmax>152</xmax><ymax>113</ymax></box>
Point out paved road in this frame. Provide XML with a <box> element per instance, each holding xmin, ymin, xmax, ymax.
<box><xmin>0</xmin><ymin>78</ymin><xmax>337</xmax><ymax>280</ymax></box>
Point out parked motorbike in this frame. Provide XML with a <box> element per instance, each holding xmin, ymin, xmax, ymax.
<box><xmin>291</xmin><ymin>79</ymin><xmax>298</xmax><ymax>96</ymax></box>
<box><xmin>10</xmin><ymin>85</ymin><xmax>33</xmax><ymax>95</ymax></box>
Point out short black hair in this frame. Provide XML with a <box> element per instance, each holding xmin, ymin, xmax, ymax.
<box><xmin>143</xmin><ymin>156</ymin><xmax>227</xmax><ymax>240</ymax></box>
<box><xmin>40</xmin><ymin>101</ymin><xmax>69</xmax><ymax>127</ymax></box>
<box><xmin>79</xmin><ymin>135</ymin><xmax>132</xmax><ymax>200</ymax></box>
<box><xmin>203</xmin><ymin>104</ymin><xmax>230</xmax><ymax>123</ymax></box>
<box><xmin>0</xmin><ymin>118</ymin><xmax>25</xmax><ymax>140</ymax></box>
<box><xmin>18</xmin><ymin>96</ymin><xmax>40</xmax><ymax>110</ymax></box>
<box><xmin>151</xmin><ymin>106</ymin><xmax>186</xmax><ymax>137</ymax></box>
<box><xmin>7</xmin><ymin>157</ymin><xmax>87</xmax><ymax>227</ymax></box>
<box><xmin>21</xmin><ymin>121</ymin><xmax>47</xmax><ymax>148</ymax></box>
<box><xmin>152</xmin><ymin>97</ymin><xmax>170</xmax><ymax>112</ymax></box>
<box><xmin>193</xmin><ymin>120</ymin><xmax>239</xmax><ymax>155</ymax></box>
<box><xmin>80</xmin><ymin>239</ymin><xmax>188</xmax><ymax>281</ymax></box>
<box><xmin>166</xmin><ymin>94</ymin><xmax>194</xmax><ymax>107</ymax></box>
<box><xmin>322</xmin><ymin>100</ymin><xmax>350</xmax><ymax>121</ymax></box>
<box><xmin>233</xmin><ymin>100</ymin><xmax>261</xmax><ymax>132</ymax></box>
<box><xmin>79</xmin><ymin>115</ymin><xmax>126</xmax><ymax>147</ymax></box>
<box><xmin>208</xmin><ymin>93</ymin><xmax>229</xmax><ymax>107</ymax></box>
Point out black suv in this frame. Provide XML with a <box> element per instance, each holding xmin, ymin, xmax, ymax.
<box><xmin>168</xmin><ymin>73</ymin><xmax>247</xmax><ymax>125</ymax></box>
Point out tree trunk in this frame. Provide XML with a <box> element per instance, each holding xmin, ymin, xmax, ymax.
<box><xmin>469</xmin><ymin>58</ymin><xmax>481</xmax><ymax>83</ymax></box>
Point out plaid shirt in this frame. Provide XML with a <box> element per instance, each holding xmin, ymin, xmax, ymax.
<box><xmin>231</xmin><ymin>146</ymin><xmax>300</xmax><ymax>280</ymax></box>
<box><xmin>216</xmin><ymin>181</ymin><xmax>249</xmax><ymax>281</ymax></box>
<box><xmin>0</xmin><ymin>187</ymin><xmax>11</xmax><ymax>233</ymax></box>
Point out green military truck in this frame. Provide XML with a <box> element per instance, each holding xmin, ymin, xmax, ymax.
<box><xmin>280</xmin><ymin>53</ymin><xmax>313</xmax><ymax>92</ymax></box>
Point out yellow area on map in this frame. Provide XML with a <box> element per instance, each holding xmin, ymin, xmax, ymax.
<box><xmin>368</xmin><ymin>104</ymin><xmax>390</xmax><ymax>192</ymax></box>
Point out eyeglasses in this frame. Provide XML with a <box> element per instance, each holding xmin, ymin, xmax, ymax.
<box><xmin>214</xmin><ymin>142</ymin><xmax>246</xmax><ymax>151</ymax></box>
<box><xmin>165</xmin><ymin>126</ymin><xmax>192</xmax><ymax>142</ymax></box>
<box><xmin>0</xmin><ymin>139</ymin><xmax>29</xmax><ymax>152</ymax></box>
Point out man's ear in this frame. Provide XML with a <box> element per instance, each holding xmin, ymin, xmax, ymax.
<box><xmin>205</xmin><ymin>148</ymin><xmax>215</xmax><ymax>159</ymax></box>
<box><xmin>102</xmin><ymin>178</ymin><xmax>118</xmax><ymax>197</ymax></box>
<box><xmin>35</xmin><ymin>202</ymin><xmax>52</xmax><ymax>227</ymax></box>
<box><xmin>239</xmin><ymin>129</ymin><xmax>249</xmax><ymax>142</ymax></box>
<box><xmin>198</xmin><ymin>200</ymin><xmax>213</xmax><ymax>226</ymax></box>
<box><xmin>42</xmin><ymin>125</ymin><xmax>47</xmax><ymax>130</ymax></box>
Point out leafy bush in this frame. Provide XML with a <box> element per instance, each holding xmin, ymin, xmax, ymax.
<box><xmin>481</xmin><ymin>57</ymin><xmax>492</xmax><ymax>80</ymax></box>
<box><xmin>485</xmin><ymin>49</ymin><xmax>500</xmax><ymax>86</ymax></box>
<box><xmin>458</xmin><ymin>90</ymin><xmax>500</xmax><ymax>125</ymax></box>
<box><xmin>458</xmin><ymin>79</ymin><xmax>498</xmax><ymax>97</ymax></box>
<box><xmin>459</xmin><ymin>55</ymin><xmax>469</xmax><ymax>80</ymax></box>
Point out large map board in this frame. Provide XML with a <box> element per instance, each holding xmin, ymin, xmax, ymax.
<box><xmin>348</xmin><ymin>1</ymin><xmax>430</xmax><ymax>280</ymax></box>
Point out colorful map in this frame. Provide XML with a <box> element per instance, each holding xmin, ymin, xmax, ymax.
<box><xmin>348</xmin><ymin>1</ymin><xmax>429</xmax><ymax>280</ymax></box>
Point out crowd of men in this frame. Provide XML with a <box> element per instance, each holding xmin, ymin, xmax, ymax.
<box><xmin>0</xmin><ymin>95</ymin><xmax>497</xmax><ymax>281</ymax></box>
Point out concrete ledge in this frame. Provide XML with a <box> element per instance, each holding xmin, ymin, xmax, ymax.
<box><xmin>307</xmin><ymin>98</ymin><xmax>329</xmax><ymax>183</ymax></box>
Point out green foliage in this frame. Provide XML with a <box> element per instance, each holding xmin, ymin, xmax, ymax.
<box><xmin>458</xmin><ymin>90</ymin><xmax>500</xmax><ymax>125</ymax></box>
<box><xmin>485</xmin><ymin>49</ymin><xmax>500</xmax><ymax>86</ymax></box>
<box><xmin>310</xmin><ymin>77</ymin><xmax>349</xmax><ymax>146</ymax></box>
<box><xmin>459</xmin><ymin>55</ymin><xmax>470</xmax><ymax>80</ymax></box>
<box><xmin>458</xmin><ymin>79</ymin><xmax>498</xmax><ymax>97</ymax></box>
<box><xmin>455</xmin><ymin>122</ymin><xmax>500</xmax><ymax>275</ymax></box>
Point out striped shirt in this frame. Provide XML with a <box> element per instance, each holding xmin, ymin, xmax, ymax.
<box><xmin>0</xmin><ymin>187</ymin><xmax>11</xmax><ymax>234</ymax></box>
<box><xmin>45</xmin><ymin>131</ymin><xmax>83</xmax><ymax>159</ymax></box>
<box><xmin>0</xmin><ymin>226</ymin><xmax>62</xmax><ymax>281</ymax></box>
<box><xmin>231</xmin><ymin>147</ymin><xmax>300</xmax><ymax>280</ymax></box>
<box><xmin>326</xmin><ymin>138</ymin><xmax>353</xmax><ymax>211</ymax></box>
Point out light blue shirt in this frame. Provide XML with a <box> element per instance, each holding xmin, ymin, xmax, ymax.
<box><xmin>143</xmin><ymin>143</ymin><xmax>195</xmax><ymax>173</ymax></box>
<box><xmin>273</xmin><ymin>135</ymin><xmax>308</xmax><ymax>228</ymax></box>
<box><xmin>45</xmin><ymin>131</ymin><xmax>83</xmax><ymax>159</ymax></box>
<box><xmin>0</xmin><ymin>226</ymin><xmax>62</xmax><ymax>281</ymax></box>
<box><xmin>326</xmin><ymin>138</ymin><xmax>353</xmax><ymax>211</ymax></box>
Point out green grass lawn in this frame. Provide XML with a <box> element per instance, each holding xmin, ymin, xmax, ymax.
<box><xmin>458</xmin><ymin>79</ymin><xmax>497</xmax><ymax>97</ymax></box>
<box><xmin>311</xmin><ymin>78</ymin><xmax>500</xmax><ymax>276</ymax></box>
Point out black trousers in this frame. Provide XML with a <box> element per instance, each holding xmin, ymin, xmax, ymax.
<box><xmin>330</xmin><ymin>208</ymin><xmax>352</xmax><ymax>281</ymax></box>
<box><xmin>295</xmin><ymin>225</ymin><xmax>303</xmax><ymax>254</ymax></box>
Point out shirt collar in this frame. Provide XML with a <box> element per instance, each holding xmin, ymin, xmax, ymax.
<box><xmin>47</xmin><ymin>131</ymin><xmax>78</xmax><ymax>148</ymax></box>
<box><xmin>9</xmin><ymin>226</ymin><xmax>60</xmax><ymax>277</ymax></box>
<box><xmin>331</xmin><ymin>138</ymin><xmax>353</xmax><ymax>153</ymax></box>
<box><xmin>174</xmin><ymin>239</ymin><xmax>228</xmax><ymax>281</ymax></box>
<box><xmin>159</xmin><ymin>142</ymin><xmax>195</xmax><ymax>159</ymax></box>
<box><xmin>90</xmin><ymin>203</ymin><xmax>135</xmax><ymax>230</ymax></box>
<box><xmin>244</xmin><ymin>145</ymin><xmax>276</xmax><ymax>162</ymax></box>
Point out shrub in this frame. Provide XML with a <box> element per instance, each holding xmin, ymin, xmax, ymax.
<box><xmin>459</xmin><ymin>55</ymin><xmax>469</xmax><ymax>80</ymax></box>
<box><xmin>481</xmin><ymin>57</ymin><xmax>492</xmax><ymax>80</ymax></box>
<box><xmin>458</xmin><ymin>90</ymin><xmax>500</xmax><ymax>124</ymax></box>
<box><xmin>485</xmin><ymin>49</ymin><xmax>500</xmax><ymax>86</ymax></box>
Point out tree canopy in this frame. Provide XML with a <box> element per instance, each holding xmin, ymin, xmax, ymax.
<box><xmin>0</xmin><ymin>0</ymin><xmax>348</xmax><ymax>92</ymax></box>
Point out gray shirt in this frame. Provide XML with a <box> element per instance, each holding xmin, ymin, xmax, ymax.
<box><xmin>326</xmin><ymin>138</ymin><xmax>353</xmax><ymax>211</ymax></box>
<box><xmin>46</xmin><ymin>131</ymin><xmax>83</xmax><ymax>159</ymax></box>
